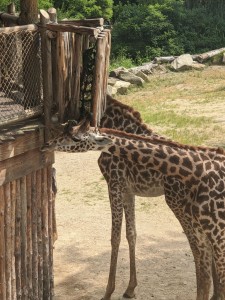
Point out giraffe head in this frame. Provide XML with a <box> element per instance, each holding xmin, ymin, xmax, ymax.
<box><xmin>41</xmin><ymin>117</ymin><xmax>112</xmax><ymax>153</ymax></box>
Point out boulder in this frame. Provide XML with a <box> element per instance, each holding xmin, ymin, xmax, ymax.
<box><xmin>108</xmin><ymin>77</ymin><xmax>118</xmax><ymax>86</ymax></box>
<box><xmin>170</xmin><ymin>54</ymin><xmax>193</xmax><ymax>71</ymax></box>
<box><xmin>129</xmin><ymin>63</ymin><xmax>156</xmax><ymax>75</ymax></box>
<box><xmin>114</xmin><ymin>80</ymin><xmax>131</xmax><ymax>95</ymax></box>
<box><xmin>107</xmin><ymin>85</ymin><xmax>117</xmax><ymax>97</ymax></box>
<box><xmin>135</xmin><ymin>71</ymin><xmax>150</xmax><ymax>82</ymax></box>
<box><xmin>109</xmin><ymin>67</ymin><xmax>128</xmax><ymax>78</ymax></box>
<box><xmin>191</xmin><ymin>62</ymin><xmax>205</xmax><ymax>70</ymax></box>
<box><xmin>118</xmin><ymin>71</ymin><xmax>144</xmax><ymax>86</ymax></box>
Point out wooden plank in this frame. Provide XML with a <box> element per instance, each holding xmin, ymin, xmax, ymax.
<box><xmin>0</xmin><ymin>128</ymin><xmax>44</xmax><ymax>162</ymax></box>
<box><xmin>0</xmin><ymin>186</ymin><xmax>6</xmax><ymax>300</ymax></box>
<box><xmin>46</xmin><ymin>23</ymin><xmax>100</xmax><ymax>38</ymax></box>
<box><xmin>59</xmin><ymin>18</ymin><xmax>104</xmax><ymax>27</ymax></box>
<box><xmin>0</xmin><ymin>149</ymin><xmax>55</xmax><ymax>186</ymax></box>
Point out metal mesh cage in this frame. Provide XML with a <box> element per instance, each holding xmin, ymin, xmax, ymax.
<box><xmin>0</xmin><ymin>28</ymin><xmax>43</xmax><ymax>126</ymax></box>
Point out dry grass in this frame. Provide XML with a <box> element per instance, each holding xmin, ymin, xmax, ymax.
<box><xmin>117</xmin><ymin>66</ymin><xmax>225</xmax><ymax>146</ymax></box>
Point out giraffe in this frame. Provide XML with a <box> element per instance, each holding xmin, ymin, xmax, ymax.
<box><xmin>42</xmin><ymin>118</ymin><xmax>225</xmax><ymax>300</ymax></box>
<box><xmin>99</xmin><ymin>96</ymin><xmax>220</xmax><ymax>300</ymax></box>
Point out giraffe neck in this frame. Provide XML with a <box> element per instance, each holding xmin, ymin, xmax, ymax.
<box><xmin>98</xmin><ymin>128</ymin><xmax>225</xmax><ymax>189</ymax></box>
<box><xmin>101</xmin><ymin>96</ymin><xmax>154</xmax><ymax>136</ymax></box>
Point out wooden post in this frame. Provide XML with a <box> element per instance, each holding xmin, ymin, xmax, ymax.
<box><xmin>92</xmin><ymin>36</ymin><xmax>106</xmax><ymax>126</ymax></box>
<box><xmin>40</xmin><ymin>10</ymin><xmax>53</xmax><ymax>142</ymax></box>
<box><xmin>11</xmin><ymin>181</ymin><xmax>16</xmax><ymax>300</ymax></box>
<box><xmin>19</xmin><ymin>0</ymin><xmax>38</xmax><ymax>25</ymax></box>
<box><xmin>26</xmin><ymin>174</ymin><xmax>32</xmax><ymax>299</ymax></box>
<box><xmin>71</xmin><ymin>34</ymin><xmax>83</xmax><ymax>120</ymax></box>
<box><xmin>48</xmin><ymin>8</ymin><xmax>57</xmax><ymax>23</ymax></box>
<box><xmin>15</xmin><ymin>180</ymin><xmax>21</xmax><ymax>300</ymax></box>
<box><xmin>0</xmin><ymin>186</ymin><xmax>6</xmax><ymax>300</ymax></box>
<box><xmin>4</xmin><ymin>183</ymin><xmax>12</xmax><ymax>300</ymax></box>
<box><xmin>31</xmin><ymin>172</ymin><xmax>38</xmax><ymax>300</ymax></box>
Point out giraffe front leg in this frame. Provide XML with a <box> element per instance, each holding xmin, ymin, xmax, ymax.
<box><xmin>123</xmin><ymin>193</ymin><xmax>137</xmax><ymax>298</ymax></box>
<box><xmin>102</xmin><ymin>188</ymin><xmax>124</xmax><ymax>300</ymax></box>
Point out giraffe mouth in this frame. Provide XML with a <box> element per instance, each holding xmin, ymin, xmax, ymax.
<box><xmin>41</xmin><ymin>143</ymin><xmax>55</xmax><ymax>152</ymax></box>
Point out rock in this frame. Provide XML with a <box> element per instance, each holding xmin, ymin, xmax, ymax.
<box><xmin>118</xmin><ymin>71</ymin><xmax>144</xmax><ymax>86</ymax></box>
<box><xmin>109</xmin><ymin>67</ymin><xmax>128</xmax><ymax>78</ymax></box>
<box><xmin>130</xmin><ymin>70</ymin><xmax>150</xmax><ymax>82</ymax></box>
<box><xmin>107</xmin><ymin>77</ymin><xmax>118</xmax><ymax>86</ymax></box>
<box><xmin>170</xmin><ymin>54</ymin><xmax>193</xmax><ymax>71</ymax></box>
<box><xmin>107</xmin><ymin>85</ymin><xmax>117</xmax><ymax>97</ymax></box>
<box><xmin>129</xmin><ymin>63</ymin><xmax>157</xmax><ymax>75</ymax></box>
<box><xmin>222</xmin><ymin>53</ymin><xmax>225</xmax><ymax>64</ymax></box>
<box><xmin>191</xmin><ymin>62</ymin><xmax>205</xmax><ymax>70</ymax></box>
<box><xmin>114</xmin><ymin>80</ymin><xmax>131</xmax><ymax>95</ymax></box>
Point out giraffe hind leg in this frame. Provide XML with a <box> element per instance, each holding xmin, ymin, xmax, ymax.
<box><xmin>123</xmin><ymin>193</ymin><xmax>137</xmax><ymax>299</ymax></box>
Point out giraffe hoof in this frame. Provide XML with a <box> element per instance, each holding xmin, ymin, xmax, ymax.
<box><xmin>123</xmin><ymin>292</ymin><xmax>135</xmax><ymax>298</ymax></box>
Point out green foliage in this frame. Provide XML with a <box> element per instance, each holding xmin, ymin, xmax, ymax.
<box><xmin>38</xmin><ymin>0</ymin><xmax>54</xmax><ymax>9</ymax></box>
<box><xmin>53</xmin><ymin>0</ymin><xmax>113</xmax><ymax>20</ymax></box>
<box><xmin>111</xmin><ymin>0</ymin><xmax>225</xmax><ymax>62</ymax></box>
<box><xmin>110</xmin><ymin>48</ymin><xmax>135</xmax><ymax>70</ymax></box>
<box><xmin>112</xmin><ymin>2</ymin><xmax>183</xmax><ymax>62</ymax></box>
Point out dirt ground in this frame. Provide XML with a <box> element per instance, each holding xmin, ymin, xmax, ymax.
<box><xmin>53</xmin><ymin>67</ymin><xmax>225</xmax><ymax>300</ymax></box>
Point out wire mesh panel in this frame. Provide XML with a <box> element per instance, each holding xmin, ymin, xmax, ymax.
<box><xmin>0</xmin><ymin>27</ymin><xmax>43</xmax><ymax>126</ymax></box>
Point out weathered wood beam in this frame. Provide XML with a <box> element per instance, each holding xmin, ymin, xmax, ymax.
<box><xmin>59</xmin><ymin>18</ymin><xmax>104</xmax><ymax>27</ymax></box>
<box><xmin>46</xmin><ymin>23</ymin><xmax>101</xmax><ymax>38</ymax></box>
<box><xmin>0</xmin><ymin>149</ymin><xmax>54</xmax><ymax>185</ymax></box>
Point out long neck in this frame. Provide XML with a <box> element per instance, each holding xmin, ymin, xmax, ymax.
<box><xmin>99</xmin><ymin>128</ymin><xmax>224</xmax><ymax>189</ymax></box>
<box><xmin>101</xmin><ymin>96</ymin><xmax>155</xmax><ymax>136</ymax></box>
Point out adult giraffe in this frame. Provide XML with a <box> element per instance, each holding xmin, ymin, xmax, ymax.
<box><xmin>43</xmin><ymin>97</ymin><xmax>221</xmax><ymax>300</ymax></box>
<box><xmin>98</xmin><ymin>96</ymin><xmax>218</xmax><ymax>300</ymax></box>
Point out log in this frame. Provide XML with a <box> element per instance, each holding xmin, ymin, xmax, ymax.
<box><xmin>20</xmin><ymin>177</ymin><xmax>27</xmax><ymax>299</ymax></box>
<box><xmin>153</xmin><ymin>56</ymin><xmax>176</xmax><ymax>63</ymax></box>
<box><xmin>11</xmin><ymin>181</ymin><xmax>17</xmax><ymax>300</ymax></box>
<box><xmin>0</xmin><ymin>186</ymin><xmax>6</xmax><ymax>300</ymax></box>
<box><xmin>0</xmin><ymin>12</ymin><xmax>19</xmax><ymax>26</ymax></box>
<box><xmin>56</xmin><ymin>32</ymin><xmax>66</xmax><ymax>122</ymax></box>
<box><xmin>19</xmin><ymin>0</ymin><xmax>38</xmax><ymax>25</ymax></box>
<box><xmin>31</xmin><ymin>171</ymin><xmax>38</xmax><ymax>300</ymax></box>
<box><xmin>46</xmin><ymin>23</ymin><xmax>100</xmax><ymax>38</ymax></box>
<box><xmin>0</xmin><ymin>24</ymin><xmax>38</xmax><ymax>34</ymax></box>
<box><xmin>48</xmin><ymin>8</ymin><xmax>57</xmax><ymax>23</ymax></box>
<box><xmin>51</xmin><ymin>168</ymin><xmax>58</xmax><ymax>243</ymax></box>
<box><xmin>92</xmin><ymin>36</ymin><xmax>106</xmax><ymax>126</ymax></box>
<box><xmin>40</xmin><ymin>10</ymin><xmax>53</xmax><ymax>142</ymax></box>
<box><xmin>15</xmin><ymin>180</ymin><xmax>22</xmax><ymax>300</ymax></box>
<box><xmin>47</xmin><ymin>166</ymin><xmax>54</xmax><ymax>298</ymax></box>
<box><xmin>4</xmin><ymin>183</ymin><xmax>12</xmax><ymax>300</ymax></box>
<box><xmin>36</xmin><ymin>170</ymin><xmax>43</xmax><ymax>298</ymax></box>
<box><xmin>196</xmin><ymin>48</ymin><xmax>225</xmax><ymax>63</ymax></box>
<box><xmin>71</xmin><ymin>34</ymin><xmax>83</xmax><ymax>119</ymax></box>
<box><xmin>42</xmin><ymin>168</ymin><xmax>50</xmax><ymax>299</ymax></box>
<box><xmin>26</xmin><ymin>174</ymin><xmax>32</xmax><ymax>298</ymax></box>
<box><xmin>59</xmin><ymin>18</ymin><xmax>104</xmax><ymax>28</ymax></box>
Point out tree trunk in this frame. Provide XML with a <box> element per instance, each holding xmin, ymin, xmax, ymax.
<box><xmin>19</xmin><ymin>0</ymin><xmax>38</xmax><ymax>25</ymax></box>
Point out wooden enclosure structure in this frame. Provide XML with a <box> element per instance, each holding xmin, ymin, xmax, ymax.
<box><xmin>0</xmin><ymin>2</ymin><xmax>110</xmax><ymax>299</ymax></box>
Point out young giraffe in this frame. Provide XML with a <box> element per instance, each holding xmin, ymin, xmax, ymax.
<box><xmin>99</xmin><ymin>96</ymin><xmax>219</xmax><ymax>300</ymax></box>
<box><xmin>43</xmin><ymin>118</ymin><xmax>225</xmax><ymax>300</ymax></box>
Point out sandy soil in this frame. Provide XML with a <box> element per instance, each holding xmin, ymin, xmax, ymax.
<box><xmin>53</xmin><ymin>151</ymin><xmax>196</xmax><ymax>300</ymax></box>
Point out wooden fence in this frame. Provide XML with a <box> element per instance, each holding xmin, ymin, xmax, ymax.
<box><xmin>0</xmin><ymin>7</ymin><xmax>110</xmax><ymax>300</ymax></box>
